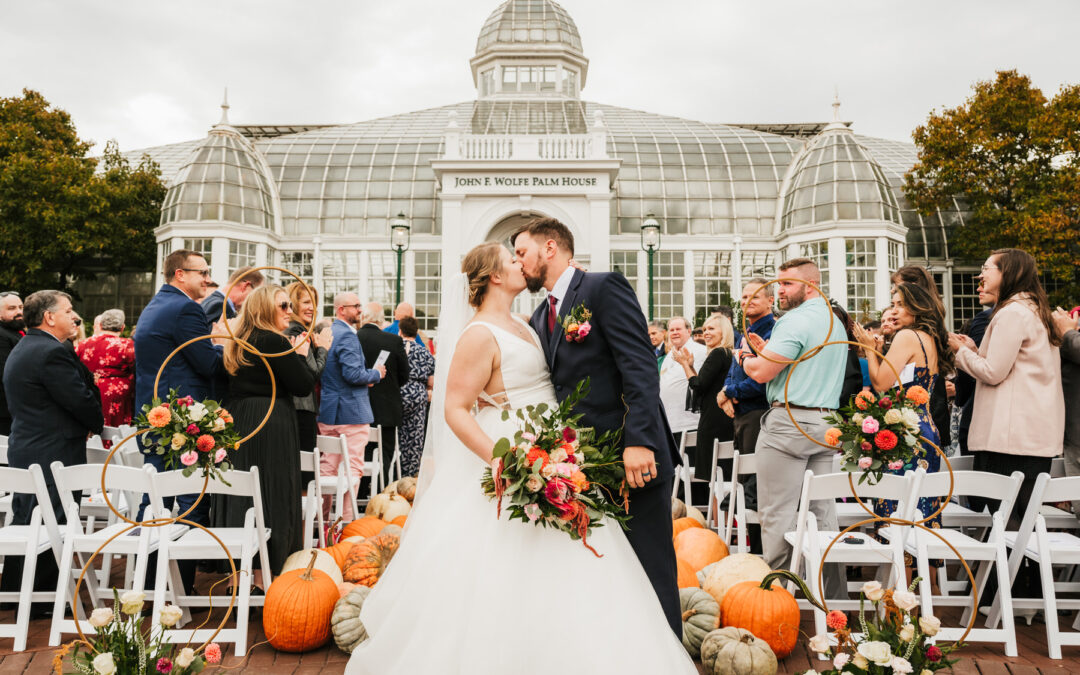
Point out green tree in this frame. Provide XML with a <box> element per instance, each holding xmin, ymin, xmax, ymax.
<box><xmin>904</xmin><ymin>70</ymin><xmax>1080</xmax><ymax>304</ymax></box>
<box><xmin>0</xmin><ymin>88</ymin><xmax>165</xmax><ymax>295</ymax></box>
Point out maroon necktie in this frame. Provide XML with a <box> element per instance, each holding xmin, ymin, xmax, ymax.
<box><xmin>547</xmin><ymin>295</ymin><xmax>558</xmax><ymax>334</ymax></box>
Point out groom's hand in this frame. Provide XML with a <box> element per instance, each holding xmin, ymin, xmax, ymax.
<box><xmin>624</xmin><ymin>446</ymin><xmax>657</xmax><ymax>488</ymax></box>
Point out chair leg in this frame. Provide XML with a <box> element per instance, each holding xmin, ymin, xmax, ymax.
<box><xmin>234</xmin><ymin>550</ymin><xmax>253</xmax><ymax>656</ymax></box>
<box><xmin>1040</xmin><ymin>552</ymin><xmax>1062</xmax><ymax>659</ymax></box>
<box><xmin>50</xmin><ymin>533</ymin><xmax>77</xmax><ymax>646</ymax></box>
<box><xmin>14</xmin><ymin>542</ymin><xmax>37</xmax><ymax>651</ymax></box>
<box><xmin>994</xmin><ymin>547</ymin><xmax>1018</xmax><ymax>657</ymax></box>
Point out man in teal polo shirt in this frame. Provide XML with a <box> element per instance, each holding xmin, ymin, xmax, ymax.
<box><xmin>741</xmin><ymin>258</ymin><xmax>846</xmax><ymax>587</ymax></box>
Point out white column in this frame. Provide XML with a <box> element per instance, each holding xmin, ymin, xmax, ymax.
<box><xmin>586</xmin><ymin>194</ymin><xmax>611</xmax><ymax>271</ymax></box>
<box><xmin>358</xmin><ymin>250</ymin><xmax>370</xmax><ymax>303</ymax></box>
<box><xmin>827</xmin><ymin>237</ymin><xmax>846</xmax><ymax>307</ymax></box>
<box><xmin>874</xmin><ymin>236</ymin><xmax>891</xmax><ymax>312</ymax></box>
<box><xmin>440</xmin><ymin>195</ymin><xmax>466</xmax><ymax>287</ymax></box>
<box><xmin>211</xmin><ymin>236</ymin><xmax>230</xmax><ymax>285</ymax></box>
<box><xmin>404</xmin><ymin>249</ymin><xmax>417</xmax><ymax>305</ymax></box>
<box><xmin>636</xmin><ymin>248</ymin><xmax>648</xmax><ymax>310</ymax></box>
<box><xmin>683</xmin><ymin>249</ymin><xmax>695</xmax><ymax>324</ymax></box>
<box><xmin>943</xmin><ymin>259</ymin><xmax>955</xmax><ymax>331</ymax></box>
<box><xmin>732</xmin><ymin>235</ymin><xmax>744</xmax><ymax>303</ymax></box>
<box><xmin>312</xmin><ymin>236</ymin><xmax>323</xmax><ymax>314</ymax></box>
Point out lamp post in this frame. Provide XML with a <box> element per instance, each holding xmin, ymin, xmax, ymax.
<box><xmin>391</xmin><ymin>212</ymin><xmax>411</xmax><ymax>307</ymax></box>
<box><xmin>640</xmin><ymin>213</ymin><xmax>661</xmax><ymax>321</ymax></box>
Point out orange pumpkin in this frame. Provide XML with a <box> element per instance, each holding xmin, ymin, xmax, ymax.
<box><xmin>263</xmin><ymin>551</ymin><xmax>339</xmax><ymax>652</ymax></box>
<box><xmin>342</xmin><ymin>516</ymin><xmax>387</xmax><ymax>539</ymax></box>
<box><xmin>321</xmin><ymin>541</ymin><xmax>356</xmax><ymax>571</ymax></box>
<box><xmin>343</xmin><ymin>532</ymin><xmax>401</xmax><ymax>586</ymax></box>
<box><xmin>391</xmin><ymin>515</ymin><xmax>408</xmax><ymax>528</ymax></box>
<box><xmin>673</xmin><ymin>528</ymin><xmax>729</xmax><ymax>572</ymax></box>
<box><xmin>672</xmin><ymin>516</ymin><xmax>704</xmax><ymax>540</ymax></box>
<box><xmin>720</xmin><ymin>572</ymin><xmax>802</xmax><ymax>658</ymax></box>
<box><xmin>676</xmin><ymin>558</ymin><xmax>699</xmax><ymax>589</ymax></box>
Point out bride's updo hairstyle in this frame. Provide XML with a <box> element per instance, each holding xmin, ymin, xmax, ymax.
<box><xmin>462</xmin><ymin>242</ymin><xmax>505</xmax><ymax>308</ymax></box>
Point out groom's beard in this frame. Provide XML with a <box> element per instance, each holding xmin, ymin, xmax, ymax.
<box><xmin>524</xmin><ymin>260</ymin><xmax>548</xmax><ymax>293</ymax></box>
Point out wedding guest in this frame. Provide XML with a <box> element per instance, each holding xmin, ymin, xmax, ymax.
<box><xmin>71</xmin><ymin>312</ymin><xmax>87</xmax><ymax>348</ymax></box>
<box><xmin>675</xmin><ymin>314</ymin><xmax>734</xmax><ymax>507</ymax></box>
<box><xmin>216</xmin><ymin>285</ymin><xmax>314</xmax><ymax>578</ymax></box>
<box><xmin>358</xmin><ymin>302</ymin><xmax>409</xmax><ymax>486</ymax></box>
<box><xmin>318</xmin><ymin>292</ymin><xmax>385</xmax><ymax>520</ymax></box>
<box><xmin>384</xmin><ymin>301</ymin><xmax>425</xmax><ymax>349</ymax></box>
<box><xmin>741</xmin><ymin>258</ymin><xmax>845</xmax><ymax>592</ymax></box>
<box><xmin>1053</xmin><ymin>307</ymin><xmax>1080</xmax><ymax>519</ymax></box>
<box><xmin>397</xmin><ymin>316</ymin><xmax>435</xmax><ymax>476</ymax></box>
<box><xmin>648</xmin><ymin>319</ymin><xmax>668</xmax><ymax>365</ymax></box>
<box><xmin>659</xmin><ymin>317</ymin><xmax>706</xmax><ymax>444</ymax></box>
<box><xmin>713</xmin><ymin>304</ymin><xmax>742</xmax><ymax>349</ymax></box>
<box><xmin>283</xmin><ymin>282</ymin><xmax>329</xmax><ymax>453</ymax></box>
<box><xmin>201</xmin><ymin>266</ymin><xmax>264</xmax><ymax>322</ymax></box>
<box><xmin>953</xmin><ymin>307</ymin><xmax>992</xmax><ymax>455</ymax></box>
<box><xmin>0</xmin><ymin>291</ymin><xmax>24</xmax><ymax>435</ymax></box>
<box><xmin>691</xmin><ymin>327</ymin><xmax>706</xmax><ymax>346</ymax></box>
<box><xmin>75</xmin><ymin>308</ymin><xmax>136</xmax><ymax>426</ymax></box>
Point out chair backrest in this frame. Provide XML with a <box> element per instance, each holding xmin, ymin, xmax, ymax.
<box><xmin>85</xmin><ymin>445</ymin><xmax>112</xmax><ymax>465</ymax></box>
<box><xmin>0</xmin><ymin>434</ymin><xmax>8</xmax><ymax>464</ymax></box>
<box><xmin>52</xmin><ymin>461</ymin><xmax>160</xmax><ymax>524</ymax></box>
<box><xmin>153</xmin><ymin>467</ymin><xmax>264</xmax><ymax>502</ymax></box>
<box><xmin>316</xmin><ymin>434</ymin><xmax>349</xmax><ymax>458</ymax></box>
<box><xmin>803</xmin><ymin>470</ymin><xmax>916</xmax><ymax>503</ymax></box>
<box><xmin>0</xmin><ymin>464</ymin><xmax>63</xmax><ymax>557</ymax></box>
<box><xmin>731</xmin><ymin>450</ymin><xmax>757</xmax><ymax>476</ymax></box>
<box><xmin>944</xmin><ymin>454</ymin><xmax>974</xmax><ymax>472</ymax></box>
<box><xmin>1050</xmin><ymin>457</ymin><xmax>1066</xmax><ymax>479</ymax></box>
<box><xmin>299</xmin><ymin>449</ymin><xmax>318</xmax><ymax>474</ymax></box>
<box><xmin>714</xmin><ymin>440</ymin><xmax>734</xmax><ymax>463</ymax></box>
<box><xmin>679</xmin><ymin>430</ymin><xmax>698</xmax><ymax>455</ymax></box>
<box><xmin>911</xmin><ymin>470</ymin><xmax>1023</xmax><ymax>523</ymax></box>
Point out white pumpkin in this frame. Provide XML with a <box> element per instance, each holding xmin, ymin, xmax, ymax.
<box><xmin>700</xmin><ymin>627</ymin><xmax>777</xmax><ymax>675</ymax></box>
<box><xmin>331</xmin><ymin>586</ymin><xmax>372</xmax><ymax>653</ymax></box>
<box><xmin>686</xmin><ymin>505</ymin><xmax>707</xmax><ymax>527</ymax></box>
<box><xmin>672</xmin><ymin>497</ymin><xmax>687</xmax><ymax>520</ymax></box>
<box><xmin>280</xmin><ymin>548</ymin><xmax>344</xmax><ymax>586</ymax></box>
<box><xmin>701</xmin><ymin>553</ymin><xmax>771</xmax><ymax>607</ymax></box>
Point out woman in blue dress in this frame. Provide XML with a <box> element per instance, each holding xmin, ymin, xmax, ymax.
<box><xmin>397</xmin><ymin>316</ymin><xmax>436</xmax><ymax>477</ymax></box>
<box><xmin>854</xmin><ymin>283</ymin><xmax>954</xmax><ymax>531</ymax></box>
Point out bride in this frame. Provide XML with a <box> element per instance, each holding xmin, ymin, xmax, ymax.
<box><xmin>345</xmin><ymin>242</ymin><xmax>697</xmax><ymax>674</ymax></box>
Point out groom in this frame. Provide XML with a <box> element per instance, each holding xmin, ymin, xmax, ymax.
<box><xmin>513</xmin><ymin>218</ymin><xmax>682</xmax><ymax>636</ymax></box>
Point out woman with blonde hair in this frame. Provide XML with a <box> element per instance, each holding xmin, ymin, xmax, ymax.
<box><xmin>214</xmin><ymin>284</ymin><xmax>314</xmax><ymax>578</ymax></box>
<box><xmin>283</xmin><ymin>282</ymin><xmax>330</xmax><ymax>452</ymax></box>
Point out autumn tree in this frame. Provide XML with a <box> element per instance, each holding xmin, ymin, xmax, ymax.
<box><xmin>0</xmin><ymin>89</ymin><xmax>165</xmax><ymax>295</ymax></box>
<box><xmin>904</xmin><ymin>70</ymin><xmax>1080</xmax><ymax>304</ymax></box>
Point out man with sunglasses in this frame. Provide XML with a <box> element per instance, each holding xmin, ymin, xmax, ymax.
<box><xmin>0</xmin><ymin>291</ymin><xmax>24</xmax><ymax>435</ymax></box>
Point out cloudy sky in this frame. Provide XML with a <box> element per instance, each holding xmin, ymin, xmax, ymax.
<box><xmin>2</xmin><ymin>0</ymin><xmax>1076</xmax><ymax>153</ymax></box>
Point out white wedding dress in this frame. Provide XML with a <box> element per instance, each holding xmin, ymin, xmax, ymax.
<box><xmin>345</xmin><ymin>318</ymin><xmax>696</xmax><ymax>674</ymax></box>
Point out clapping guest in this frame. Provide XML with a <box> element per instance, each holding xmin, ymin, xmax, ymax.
<box><xmin>215</xmin><ymin>285</ymin><xmax>314</xmax><ymax>578</ymax></box>
<box><xmin>75</xmin><ymin>308</ymin><xmax>136</xmax><ymax>427</ymax></box>
<box><xmin>659</xmin><ymin>317</ymin><xmax>706</xmax><ymax>441</ymax></box>
<box><xmin>397</xmin><ymin>316</ymin><xmax>436</xmax><ymax>476</ymax></box>
<box><xmin>284</xmin><ymin>282</ymin><xmax>329</xmax><ymax>452</ymax></box>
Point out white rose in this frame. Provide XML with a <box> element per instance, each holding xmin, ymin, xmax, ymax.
<box><xmin>808</xmin><ymin>633</ymin><xmax>831</xmax><ymax>653</ymax></box>
<box><xmin>861</xmin><ymin>580</ymin><xmax>884</xmax><ymax>601</ymax></box>
<box><xmin>899</xmin><ymin>623</ymin><xmax>915</xmax><ymax>642</ymax></box>
<box><xmin>119</xmin><ymin>590</ymin><xmax>145</xmax><ymax>615</ymax></box>
<box><xmin>852</xmin><ymin>413</ymin><xmax>865</xmax><ymax>425</ymax></box>
<box><xmin>89</xmin><ymin>607</ymin><xmax>113</xmax><ymax>628</ymax></box>
<box><xmin>549</xmin><ymin>448</ymin><xmax>568</xmax><ymax>463</ymax></box>
<box><xmin>525</xmin><ymin>476</ymin><xmax>544</xmax><ymax>493</ymax></box>
<box><xmin>857</xmin><ymin>640</ymin><xmax>894</xmax><ymax>666</ymax></box>
<box><xmin>884</xmin><ymin>409</ymin><xmax>903</xmax><ymax>425</ymax></box>
<box><xmin>852</xmin><ymin>654</ymin><xmax>869</xmax><ymax>669</ymax></box>
<box><xmin>212</xmin><ymin>416</ymin><xmax>225</xmax><ymax>431</ymax></box>
<box><xmin>891</xmin><ymin>656</ymin><xmax>914</xmax><ymax>674</ymax></box>
<box><xmin>159</xmin><ymin>604</ymin><xmax>183</xmax><ymax>628</ymax></box>
<box><xmin>540</xmin><ymin>464</ymin><xmax>556</xmax><ymax>479</ymax></box>
<box><xmin>92</xmin><ymin>653</ymin><xmax>116</xmax><ymax>675</ymax></box>
<box><xmin>188</xmin><ymin>402</ymin><xmax>208</xmax><ymax>422</ymax></box>
<box><xmin>833</xmin><ymin>652</ymin><xmax>850</xmax><ymax>669</ymax></box>
<box><xmin>901</xmin><ymin>408</ymin><xmax>920</xmax><ymax>427</ymax></box>
<box><xmin>170</xmin><ymin>433</ymin><xmax>186</xmax><ymax>450</ymax></box>
<box><xmin>175</xmin><ymin>647</ymin><xmax>195</xmax><ymax>668</ymax></box>
<box><xmin>921</xmin><ymin>670</ymin><xmax>934</xmax><ymax>675</ymax></box>
<box><xmin>919</xmin><ymin>614</ymin><xmax>941</xmax><ymax>636</ymax></box>
<box><xmin>893</xmin><ymin>590</ymin><xmax>919</xmax><ymax>611</ymax></box>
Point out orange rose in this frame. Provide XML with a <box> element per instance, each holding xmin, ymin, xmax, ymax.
<box><xmin>905</xmin><ymin>386</ymin><xmax>930</xmax><ymax>406</ymax></box>
<box><xmin>854</xmin><ymin>392</ymin><xmax>875</xmax><ymax>411</ymax></box>
<box><xmin>824</xmin><ymin>428</ymin><xmax>842</xmax><ymax>447</ymax></box>
<box><xmin>147</xmin><ymin>405</ymin><xmax>172</xmax><ymax>428</ymax></box>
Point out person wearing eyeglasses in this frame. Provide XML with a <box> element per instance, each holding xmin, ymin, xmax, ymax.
<box><xmin>0</xmin><ymin>291</ymin><xmax>24</xmax><ymax>435</ymax></box>
<box><xmin>201</xmin><ymin>266</ymin><xmax>265</xmax><ymax>322</ymax></box>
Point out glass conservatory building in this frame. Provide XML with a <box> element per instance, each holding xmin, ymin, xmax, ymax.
<box><xmin>119</xmin><ymin>0</ymin><xmax>979</xmax><ymax>330</ymax></box>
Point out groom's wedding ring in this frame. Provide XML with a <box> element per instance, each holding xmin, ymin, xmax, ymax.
<box><xmin>642</xmin><ymin>471</ymin><xmax>651</xmax><ymax>477</ymax></box>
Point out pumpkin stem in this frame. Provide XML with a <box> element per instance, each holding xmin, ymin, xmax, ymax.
<box><xmin>681</xmin><ymin>609</ymin><xmax>698</xmax><ymax>622</ymax></box>
<box><xmin>758</xmin><ymin>570</ymin><xmax>827</xmax><ymax>613</ymax></box>
<box><xmin>300</xmin><ymin>550</ymin><xmax>318</xmax><ymax>581</ymax></box>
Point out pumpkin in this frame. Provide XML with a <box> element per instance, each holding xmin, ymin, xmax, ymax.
<box><xmin>343</xmin><ymin>516</ymin><xmax>387</xmax><ymax>539</ymax></box>
<box><xmin>674</xmin><ymin>528</ymin><xmax>729</xmax><ymax>573</ymax></box>
<box><xmin>280</xmin><ymin>548</ymin><xmax>344</xmax><ymax>586</ymax></box>
<box><xmin>680</xmin><ymin>587</ymin><xmax>721</xmax><ymax>659</ymax></box>
<box><xmin>672</xmin><ymin>516</ymin><xmax>704</xmax><ymax>540</ymax></box>
<box><xmin>263</xmin><ymin>551</ymin><xmax>339</xmax><ymax>652</ymax></box>
<box><xmin>701</xmin><ymin>553</ymin><xmax>771</xmax><ymax>607</ymax></box>
<box><xmin>720</xmin><ymin>572</ymin><xmax>803</xmax><ymax>659</ymax></box>
<box><xmin>338</xmin><ymin>582</ymin><xmax>357</xmax><ymax>599</ymax></box>
<box><xmin>676</xmin><ymin>558</ymin><xmax>699</xmax><ymax>589</ymax></box>
<box><xmin>379</xmin><ymin>524</ymin><xmax>403</xmax><ymax>538</ymax></box>
<box><xmin>321</xmin><ymin>541</ymin><xmax>357</xmax><ymax>571</ymax></box>
<box><xmin>331</xmin><ymin>585</ymin><xmax>372</xmax><ymax>653</ymax></box>
<box><xmin>343</xmin><ymin>532</ymin><xmax>401</xmax><ymax>586</ymax></box>
<box><xmin>390</xmin><ymin>515</ymin><xmax>408</xmax><ymax>528</ymax></box>
<box><xmin>392</xmin><ymin>476</ymin><xmax>417</xmax><ymax>502</ymax></box>
<box><xmin>364</xmin><ymin>493</ymin><xmax>411</xmax><ymax>522</ymax></box>
<box><xmin>672</xmin><ymin>497</ymin><xmax>687</xmax><ymax>520</ymax></box>
<box><xmin>686</xmin><ymin>505</ymin><xmax>707</xmax><ymax>527</ymax></box>
<box><xmin>700</xmin><ymin>627</ymin><xmax>777</xmax><ymax>675</ymax></box>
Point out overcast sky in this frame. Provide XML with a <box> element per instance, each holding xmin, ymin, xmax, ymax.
<box><xmin>2</xmin><ymin>0</ymin><xmax>1076</xmax><ymax>153</ymax></box>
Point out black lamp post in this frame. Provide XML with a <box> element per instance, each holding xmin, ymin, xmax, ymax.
<box><xmin>640</xmin><ymin>213</ymin><xmax>661</xmax><ymax>321</ymax></box>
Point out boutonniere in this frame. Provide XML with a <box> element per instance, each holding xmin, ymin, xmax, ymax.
<box><xmin>560</xmin><ymin>304</ymin><xmax>592</xmax><ymax>343</ymax></box>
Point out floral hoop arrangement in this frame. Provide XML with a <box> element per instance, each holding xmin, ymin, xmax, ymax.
<box><xmin>823</xmin><ymin>385</ymin><xmax>930</xmax><ymax>484</ymax></box>
<box><xmin>135</xmin><ymin>389</ymin><xmax>241</xmax><ymax>484</ymax></box>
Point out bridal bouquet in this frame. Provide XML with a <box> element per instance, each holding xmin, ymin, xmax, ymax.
<box><xmin>480</xmin><ymin>379</ymin><xmax>629</xmax><ymax>557</ymax></box>
<box><xmin>806</xmin><ymin>578</ymin><xmax>958</xmax><ymax>674</ymax></box>
<box><xmin>822</xmin><ymin>386</ymin><xmax>929</xmax><ymax>484</ymax></box>
<box><xmin>135</xmin><ymin>388</ymin><xmax>240</xmax><ymax>484</ymax></box>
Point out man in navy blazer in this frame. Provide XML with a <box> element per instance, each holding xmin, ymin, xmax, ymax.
<box><xmin>135</xmin><ymin>250</ymin><xmax>224</xmax><ymax>523</ymax></box>
<box><xmin>200</xmin><ymin>266</ymin><xmax>264</xmax><ymax>322</ymax></box>
<box><xmin>318</xmin><ymin>292</ymin><xmax>385</xmax><ymax>520</ymax></box>
<box><xmin>513</xmin><ymin>218</ymin><xmax>682</xmax><ymax>636</ymax></box>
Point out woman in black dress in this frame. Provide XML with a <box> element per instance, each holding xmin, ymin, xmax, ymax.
<box><xmin>672</xmin><ymin>314</ymin><xmax>735</xmax><ymax>506</ymax></box>
<box><xmin>216</xmin><ymin>285</ymin><xmax>314</xmax><ymax>581</ymax></box>
<box><xmin>283</xmin><ymin>281</ymin><xmax>329</xmax><ymax>452</ymax></box>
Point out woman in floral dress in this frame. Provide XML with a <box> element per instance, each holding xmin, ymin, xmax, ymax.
<box><xmin>397</xmin><ymin>316</ymin><xmax>435</xmax><ymax>476</ymax></box>
<box><xmin>75</xmin><ymin>308</ymin><xmax>135</xmax><ymax>426</ymax></box>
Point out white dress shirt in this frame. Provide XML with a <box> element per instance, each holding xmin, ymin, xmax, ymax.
<box><xmin>659</xmin><ymin>339</ymin><xmax>707</xmax><ymax>432</ymax></box>
<box><xmin>547</xmin><ymin>266</ymin><xmax>577</xmax><ymax>316</ymax></box>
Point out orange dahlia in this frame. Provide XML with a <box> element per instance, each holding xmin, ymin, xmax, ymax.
<box><xmin>824</xmin><ymin>428</ymin><xmax>842</xmax><ymax>447</ymax></box>
<box><xmin>147</xmin><ymin>405</ymin><xmax>172</xmax><ymax>428</ymax></box>
<box><xmin>905</xmin><ymin>386</ymin><xmax>930</xmax><ymax>406</ymax></box>
<box><xmin>854</xmin><ymin>392</ymin><xmax>875</xmax><ymax>410</ymax></box>
<box><xmin>196</xmin><ymin>434</ymin><xmax>216</xmax><ymax>453</ymax></box>
<box><xmin>526</xmin><ymin>447</ymin><xmax>550</xmax><ymax>469</ymax></box>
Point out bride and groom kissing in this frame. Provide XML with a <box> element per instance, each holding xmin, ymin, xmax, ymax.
<box><xmin>345</xmin><ymin>218</ymin><xmax>696</xmax><ymax>674</ymax></box>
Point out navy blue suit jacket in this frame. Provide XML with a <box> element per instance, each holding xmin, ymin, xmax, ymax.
<box><xmin>200</xmin><ymin>290</ymin><xmax>236</xmax><ymax>322</ymax></box>
<box><xmin>135</xmin><ymin>284</ymin><xmax>224</xmax><ymax>414</ymax></box>
<box><xmin>530</xmin><ymin>269</ymin><xmax>680</xmax><ymax>484</ymax></box>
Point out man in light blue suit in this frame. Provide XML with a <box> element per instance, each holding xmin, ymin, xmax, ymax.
<box><xmin>318</xmin><ymin>291</ymin><xmax>385</xmax><ymax>520</ymax></box>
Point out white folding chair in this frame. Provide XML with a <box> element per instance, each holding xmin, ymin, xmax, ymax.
<box><xmin>704</xmin><ymin>440</ymin><xmax>733</xmax><ymax>532</ymax></box>
<box><xmin>887</xmin><ymin>469</ymin><xmax>1022</xmax><ymax>656</ymax></box>
<box><xmin>300</xmin><ymin>448</ymin><xmax>325</xmax><ymax>548</ymax></box>
<box><xmin>786</xmin><ymin>469</ymin><xmax>917</xmax><ymax>649</ymax></box>
<box><xmin>724</xmin><ymin>450</ymin><xmax>763</xmax><ymax>552</ymax></box>
<box><xmin>151</xmin><ymin>468</ymin><xmax>272</xmax><ymax>657</ymax></box>
<box><xmin>365</xmin><ymin>425</ymin><xmax>385</xmax><ymax>500</ymax></box>
<box><xmin>316</xmin><ymin>434</ymin><xmax>359</xmax><ymax>521</ymax></box>
<box><xmin>0</xmin><ymin>465</ymin><xmax>60</xmax><ymax>651</ymax></box>
<box><xmin>387</xmin><ymin>428</ymin><xmax>403</xmax><ymax>485</ymax></box>
<box><xmin>49</xmin><ymin>462</ymin><xmax>181</xmax><ymax>646</ymax></box>
<box><xmin>670</xmin><ymin>429</ymin><xmax>699</xmax><ymax>504</ymax></box>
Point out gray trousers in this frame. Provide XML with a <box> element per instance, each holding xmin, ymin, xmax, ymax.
<box><xmin>756</xmin><ymin>406</ymin><xmax>843</xmax><ymax>597</ymax></box>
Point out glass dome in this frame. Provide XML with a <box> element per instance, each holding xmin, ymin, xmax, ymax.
<box><xmin>160</xmin><ymin>128</ymin><xmax>277</xmax><ymax>230</ymax></box>
<box><xmin>779</xmin><ymin>127</ymin><xmax>901</xmax><ymax>231</ymax></box>
<box><xmin>476</xmin><ymin>0</ymin><xmax>583</xmax><ymax>54</ymax></box>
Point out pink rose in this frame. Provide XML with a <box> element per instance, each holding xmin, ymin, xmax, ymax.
<box><xmin>521</xmin><ymin>432</ymin><xmax>536</xmax><ymax>443</ymax></box>
<box><xmin>553</xmin><ymin>462</ymin><xmax>576</xmax><ymax>478</ymax></box>
<box><xmin>577</xmin><ymin>322</ymin><xmax>591</xmax><ymax>337</ymax></box>
<box><xmin>179</xmin><ymin>450</ymin><xmax>199</xmax><ymax>467</ymax></box>
<box><xmin>888</xmin><ymin>460</ymin><xmax>904</xmax><ymax>470</ymax></box>
<box><xmin>858</xmin><ymin>456</ymin><xmax>873</xmax><ymax>469</ymax></box>
<box><xmin>861</xmin><ymin>417</ymin><xmax>880</xmax><ymax>434</ymax></box>
<box><xmin>524</xmin><ymin>504</ymin><xmax>541</xmax><ymax>522</ymax></box>
<box><xmin>214</xmin><ymin>448</ymin><xmax>227</xmax><ymax>463</ymax></box>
